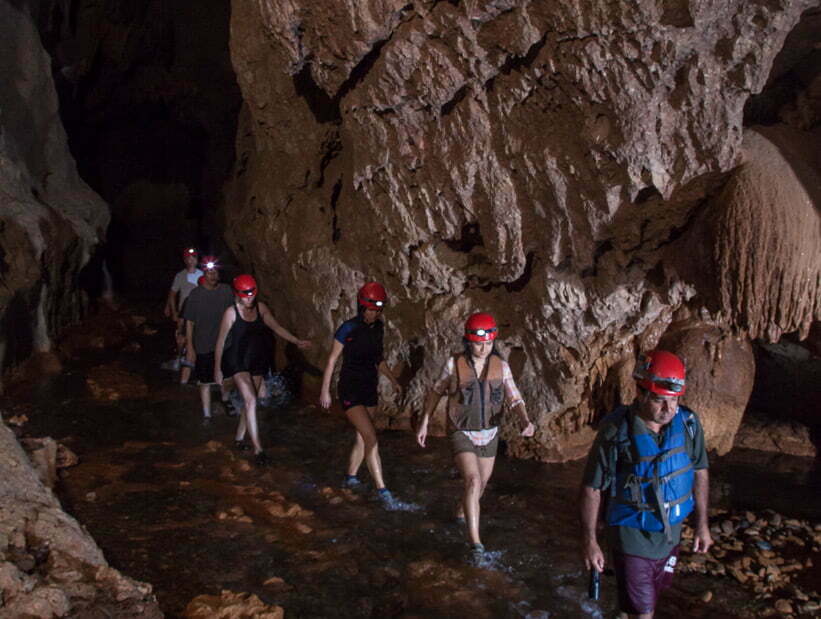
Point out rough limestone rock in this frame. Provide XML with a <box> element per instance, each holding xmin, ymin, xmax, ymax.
<box><xmin>676</xmin><ymin>124</ymin><xmax>821</xmax><ymax>343</ymax></box>
<box><xmin>658</xmin><ymin>323</ymin><xmax>755</xmax><ymax>456</ymax></box>
<box><xmin>226</xmin><ymin>0</ymin><xmax>818</xmax><ymax>460</ymax></box>
<box><xmin>0</xmin><ymin>2</ymin><xmax>108</xmax><ymax>389</ymax></box>
<box><xmin>183</xmin><ymin>590</ymin><xmax>284</xmax><ymax>618</ymax></box>
<box><xmin>0</xmin><ymin>422</ymin><xmax>161</xmax><ymax>616</ymax></box>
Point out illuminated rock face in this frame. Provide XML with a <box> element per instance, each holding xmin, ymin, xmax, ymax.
<box><xmin>225</xmin><ymin>0</ymin><xmax>819</xmax><ymax>460</ymax></box>
<box><xmin>0</xmin><ymin>422</ymin><xmax>161</xmax><ymax>616</ymax></box>
<box><xmin>0</xmin><ymin>3</ymin><xmax>108</xmax><ymax>386</ymax></box>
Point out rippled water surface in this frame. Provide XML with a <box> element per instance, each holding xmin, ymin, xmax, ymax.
<box><xmin>6</xmin><ymin>314</ymin><xmax>819</xmax><ymax>618</ymax></box>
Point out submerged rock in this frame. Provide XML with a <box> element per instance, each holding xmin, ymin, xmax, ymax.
<box><xmin>183</xmin><ymin>590</ymin><xmax>284</xmax><ymax>618</ymax></box>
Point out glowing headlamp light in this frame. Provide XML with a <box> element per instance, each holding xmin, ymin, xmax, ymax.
<box><xmin>467</xmin><ymin>327</ymin><xmax>497</xmax><ymax>337</ymax></box>
<box><xmin>205</xmin><ymin>261</ymin><xmax>216</xmax><ymax>269</ymax></box>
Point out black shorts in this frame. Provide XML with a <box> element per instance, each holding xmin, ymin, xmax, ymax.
<box><xmin>194</xmin><ymin>352</ymin><xmax>217</xmax><ymax>384</ymax></box>
<box><xmin>338</xmin><ymin>376</ymin><xmax>378</xmax><ymax>411</ymax></box>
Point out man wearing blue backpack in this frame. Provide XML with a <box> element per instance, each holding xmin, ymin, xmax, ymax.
<box><xmin>580</xmin><ymin>350</ymin><xmax>713</xmax><ymax>618</ymax></box>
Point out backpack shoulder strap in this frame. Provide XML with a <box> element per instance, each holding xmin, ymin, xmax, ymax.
<box><xmin>601</xmin><ymin>406</ymin><xmax>631</xmax><ymax>497</ymax></box>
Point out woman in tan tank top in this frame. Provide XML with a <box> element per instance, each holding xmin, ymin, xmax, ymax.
<box><xmin>416</xmin><ymin>313</ymin><xmax>535</xmax><ymax>558</ymax></box>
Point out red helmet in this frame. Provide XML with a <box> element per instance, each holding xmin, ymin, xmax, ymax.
<box><xmin>357</xmin><ymin>282</ymin><xmax>387</xmax><ymax>310</ymax></box>
<box><xmin>233</xmin><ymin>274</ymin><xmax>257</xmax><ymax>298</ymax></box>
<box><xmin>200</xmin><ymin>255</ymin><xmax>219</xmax><ymax>271</ymax></box>
<box><xmin>633</xmin><ymin>350</ymin><xmax>686</xmax><ymax>396</ymax></box>
<box><xmin>465</xmin><ymin>313</ymin><xmax>498</xmax><ymax>342</ymax></box>
<box><xmin>182</xmin><ymin>247</ymin><xmax>198</xmax><ymax>259</ymax></box>
<box><xmin>197</xmin><ymin>275</ymin><xmax>205</xmax><ymax>286</ymax></box>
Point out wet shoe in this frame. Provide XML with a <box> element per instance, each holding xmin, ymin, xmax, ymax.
<box><xmin>470</xmin><ymin>542</ymin><xmax>486</xmax><ymax>562</ymax></box>
<box><xmin>201</xmin><ymin>416</ymin><xmax>213</xmax><ymax>427</ymax></box>
<box><xmin>254</xmin><ymin>452</ymin><xmax>271</xmax><ymax>467</ymax></box>
<box><xmin>233</xmin><ymin>440</ymin><xmax>251</xmax><ymax>452</ymax></box>
<box><xmin>377</xmin><ymin>488</ymin><xmax>397</xmax><ymax>510</ymax></box>
<box><xmin>342</xmin><ymin>475</ymin><xmax>363</xmax><ymax>489</ymax></box>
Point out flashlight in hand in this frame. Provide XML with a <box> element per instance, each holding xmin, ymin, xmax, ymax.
<box><xmin>588</xmin><ymin>569</ymin><xmax>600</xmax><ymax>600</ymax></box>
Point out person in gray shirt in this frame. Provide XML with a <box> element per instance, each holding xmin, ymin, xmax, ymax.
<box><xmin>164</xmin><ymin>247</ymin><xmax>203</xmax><ymax>383</ymax></box>
<box><xmin>182</xmin><ymin>256</ymin><xmax>233</xmax><ymax>423</ymax></box>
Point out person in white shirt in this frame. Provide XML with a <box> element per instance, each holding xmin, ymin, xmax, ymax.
<box><xmin>163</xmin><ymin>247</ymin><xmax>203</xmax><ymax>383</ymax></box>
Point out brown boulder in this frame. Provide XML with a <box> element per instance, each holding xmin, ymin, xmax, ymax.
<box><xmin>658</xmin><ymin>323</ymin><xmax>755</xmax><ymax>455</ymax></box>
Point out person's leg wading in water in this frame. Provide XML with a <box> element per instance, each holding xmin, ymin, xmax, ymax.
<box><xmin>344</xmin><ymin>405</ymin><xmax>386</xmax><ymax>491</ymax></box>
<box><xmin>233</xmin><ymin>372</ymin><xmax>265</xmax><ymax>462</ymax></box>
<box><xmin>455</xmin><ymin>450</ymin><xmax>496</xmax><ymax>552</ymax></box>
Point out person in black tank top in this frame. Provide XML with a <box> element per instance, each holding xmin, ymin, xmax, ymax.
<box><xmin>214</xmin><ymin>275</ymin><xmax>312</xmax><ymax>466</ymax></box>
<box><xmin>319</xmin><ymin>282</ymin><xmax>403</xmax><ymax>507</ymax></box>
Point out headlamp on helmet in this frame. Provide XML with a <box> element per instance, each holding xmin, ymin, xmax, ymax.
<box><xmin>357</xmin><ymin>282</ymin><xmax>388</xmax><ymax>311</ymax></box>
<box><xmin>232</xmin><ymin>274</ymin><xmax>258</xmax><ymax>298</ymax></box>
<box><xmin>464</xmin><ymin>313</ymin><xmax>498</xmax><ymax>342</ymax></box>
<box><xmin>633</xmin><ymin>350</ymin><xmax>687</xmax><ymax>397</ymax></box>
<box><xmin>200</xmin><ymin>255</ymin><xmax>219</xmax><ymax>271</ymax></box>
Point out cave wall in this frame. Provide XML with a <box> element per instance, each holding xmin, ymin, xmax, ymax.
<box><xmin>0</xmin><ymin>1</ymin><xmax>108</xmax><ymax>389</ymax></box>
<box><xmin>225</xmin><ymin>0</ymin><xmax>820</xmax><ymax>461</ymax></box>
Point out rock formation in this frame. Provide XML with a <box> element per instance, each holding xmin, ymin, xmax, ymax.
<box><xmin>0</xmin><ymin>421</ymin><xmax>161</xmax><ymax>616</ymax></box>
<box><xmin>225</xmin><ymin>1</ymin><xmax>820</xmax><ymax>459</ymax></box>
<box><xmin>0</xmin><ymin>2</ymin><xmax>108</xmax><ymax>390</ymax></box>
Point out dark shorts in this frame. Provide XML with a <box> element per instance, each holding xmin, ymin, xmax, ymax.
<box><xmin>194</xmin><ymin>352</ymin><xmax>217</xmax><ymax>384</ymax></box>
<box><xmin>338</xmin><ymin>377</ymin><xmax>378</xmax><ymax>411</ymax></box>
<box><xmin>450</xmin><ymin>430</ymin><xmax>500</xmax><ymax>458</ymax></box>
<box><xmin>613</xmin><ymin>545</ymin><xmax>679</xmax><ymax>615</ymax></box>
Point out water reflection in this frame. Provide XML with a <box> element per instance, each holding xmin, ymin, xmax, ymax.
<box><xmin>5</xmin><ymin>326</ymin><xmax>819</xmax><ymax>618</ymax></box>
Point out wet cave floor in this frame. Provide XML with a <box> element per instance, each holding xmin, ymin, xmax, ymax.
<box><xmin>4</xmin><ymin>307</ymin><xmax>820</xmax><ymax>618</ymax></box>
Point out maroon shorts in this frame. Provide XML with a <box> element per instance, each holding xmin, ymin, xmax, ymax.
<box><xmin>612</xmin><ymin>545</ymin><xmax>679</xmax><ymax>615</ymax></box>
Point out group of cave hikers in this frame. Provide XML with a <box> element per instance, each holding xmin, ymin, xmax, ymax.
<box><xmin>164</xmin><ymin>247</ymin><xmax>712</xmax><ymax>618</ymax></box>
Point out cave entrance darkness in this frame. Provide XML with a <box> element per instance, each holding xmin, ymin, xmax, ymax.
<box><xmin>37</xmin><ymin>0</ymin><xmax>242</xmax><ymax>301</ymax></box>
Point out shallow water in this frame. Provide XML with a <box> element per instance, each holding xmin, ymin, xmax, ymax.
<box><xmin>6</xmin><ymin>314</ymin><xmax>820</xmax><ymax>618</ymax></box>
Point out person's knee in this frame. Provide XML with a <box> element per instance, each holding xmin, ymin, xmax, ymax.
<box><xmin>463</xmin><ymin>473</ymin><xmax>482</xmax><ymax>493</ymax></box>
<box><xmin>242</xmin><ymin>393</ymin><xmax>257</xmax><ymax>408</ymax></box>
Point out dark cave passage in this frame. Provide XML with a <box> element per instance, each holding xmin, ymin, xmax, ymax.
<box><xmin>42</xmin><ymin>0</ymin><xmax>243</xmax><ymax>300</ymax></box>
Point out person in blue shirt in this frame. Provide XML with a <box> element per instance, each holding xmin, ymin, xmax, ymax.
<box><xmin>319</xmin><ymin>282</ymin><xmax>402</xmax><ymax>507</ymax></box>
